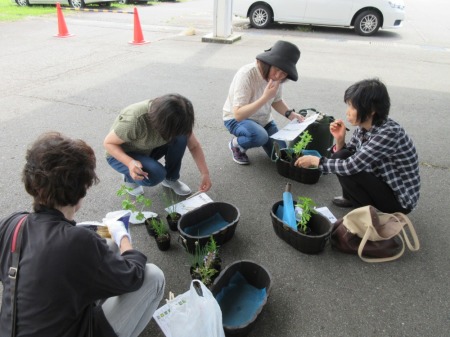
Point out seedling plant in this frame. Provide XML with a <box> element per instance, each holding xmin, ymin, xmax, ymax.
<box><xmin>117</xmin><ymin>185</ymin><xmax>152</xmax><ymax>222</ymax></box>
<box><xmin>285</xmin><ymin>130</ymin><xmax>313</xmax><ymax>161</ymax></box>
<box><xmin>161</xmin><ymin>189</ymin><xmax>180</xmax><ymax>221</ymax></box>
<box><xmin>190</xmin><ymin>237</ymin><xmax>220</xmax><ymax>287</ymax></box>
<box><xmin>296</xmin><ymin>196</ymin><xmax>317</xmax><ymax>234</ymax></box>
<box><xmin>150</xmin><ymin>218</ymin><xmax>169</xmax><ymax>239</ymax></box>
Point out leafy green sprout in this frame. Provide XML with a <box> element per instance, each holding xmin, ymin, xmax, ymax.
<box><xmin>197</xmin><ymin>265</ymin><xmax>218</xmax><ymax>286</ymax></box>
<box><xmin>161</xmin><ymin>189</ymin><xmax>180</xmax><ymax>220</ymax></box>
<box><xmin>205</xmin><ymin>236</ymin><xmax>218</xmax><ymax>255</ymax></box>
<box><xmin>150</xmin><ymin>218</ymin><xmax>169</xmax><ymax>238</ymax></box>
<box><xmin>190</xmin><ymin>238</ymin><xmax>220</xmax><ymax>285</ymax></box>
<box><xmin>292</xmin><ymin>130</ymin><xmax>313</xmax><ymax>156</ymax></box>
<box><xmin>296</xmin><ymin>196</ymin><xmax>317</xmax><ymax>233</ymax></box>
<box><xmin>117</xmin><ymin>185</ymin><xmax>152</xmax><ymax>221</ymax></box>
<box><xmin>190</xmin><ymin>241</ymin><xmax>208</xmax><ymax>268</ymax></box>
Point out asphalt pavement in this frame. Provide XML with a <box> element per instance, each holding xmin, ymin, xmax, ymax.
<box><xmin>0</xmin><ymin>1</ymin><xmax>449</xmax><ymax>336</ymax></box>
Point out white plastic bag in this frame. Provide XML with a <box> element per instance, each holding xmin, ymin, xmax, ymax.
<box><xmin>167</xmin><ymin>280</ymin><xmax>225</xmax><ymax>337</ymax></box>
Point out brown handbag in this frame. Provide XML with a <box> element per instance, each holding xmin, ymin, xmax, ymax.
<box><xmin>330</xmin><ymin>206</ymin><xmax>420</xmax><ymax>263</ymax></box>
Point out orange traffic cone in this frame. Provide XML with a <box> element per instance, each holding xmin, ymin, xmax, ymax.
<box><xmin>54</xmin><ymin>3</ymin><xmax>74</xmax><ymax>38</ymax></box>
<box><xmin>129</xmin><ymin>7</ymin><xmax>149</xmax><ymax>45</ymax></box>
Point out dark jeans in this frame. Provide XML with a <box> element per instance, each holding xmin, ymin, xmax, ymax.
<box><xmin>332</xmin><ymin>149</ymin><xmax>411</xmax><ymax>214</ymax></box>
<box><xmin>106</xmin><ymin>136</ymin><xmax>188</xmax><ymax>187</ymax></box>
<box><xmin>224</xmin><ymin>119</ymin><xmax>286</xmax><ymax>158</ymax></box>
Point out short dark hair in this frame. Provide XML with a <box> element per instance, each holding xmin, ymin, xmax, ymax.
<box><xmin>148</xmin><ymin>94</ymin><xmax>195</xmax><ymax>141</ymax></box>
<box><xmin>344</xmin><ymin>78</ymin><xmax>390</xmax><ymax>126</ymax></box>
<box><xmin>22</xmin><ymin>132</ymin><xmax>99</xmax><ymax>212</ymax></box>
<box><xmin>257</xmin><ymin>60</ymin><xmax>288</xmax><ymax>83</ymax></box>
<box><xmin>258</xmin><ymin>60</ymin><xmax>271</xmax><ymax>81</ymax></box>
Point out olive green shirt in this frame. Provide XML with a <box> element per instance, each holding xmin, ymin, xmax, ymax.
<box><xmin>106</xmin><ymin>100</ymin><xmax>166</xmax><ymax>158</ymax></box>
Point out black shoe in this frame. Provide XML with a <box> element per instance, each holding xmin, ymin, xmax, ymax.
<box><xmin>332</xmin><ymin>196</ymin><xmax>353</xmax><ymax>208</ymax></box>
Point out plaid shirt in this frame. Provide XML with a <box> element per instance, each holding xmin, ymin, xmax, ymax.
<box><xmin>321</xmin><ymin>118</ymin><xmax>420</xmax><ymax>210</ymax></box>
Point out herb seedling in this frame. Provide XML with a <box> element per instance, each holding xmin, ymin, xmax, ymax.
<box><xmin>117</xmin><ymin>185</ymin><xmax>152</xmax><ymax>222</ymax></box>
<box><xmin>296</xmin><ymin>196</ymin><xmax>317</xmax><ymax>234</ymax></box>
<box><xmin>292</xmin><ymin>130</ymin><xmax>313</xmax><ymax>156</ymax></box>
<box><xmin>150</xmin><ymin>217</ymin><xmax>169</xmax><ymax>238</ymax></box>
<box><xmin>161</xmin><ymin>189</ymin><xmax>180</xmax><ymax>220</ymax></box>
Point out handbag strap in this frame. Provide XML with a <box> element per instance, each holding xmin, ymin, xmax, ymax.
<box><xmin>394</xmin><ymin>212</ymin><xmax>420</xmax><ymax>251</ymax></box>
<box><xmin>358</xmin><ymin>227</ymin><xmax>406</xmax><ymax>263</ymax></box>
<box><xmin>357</xmin><ymin>212</ymin><xmax>419</xmax><ymax>263</ymax></box>
<box><xmin>8</xmin><ymin>215</ymin><xmax>28</xmax><ymax>337</ymax></box>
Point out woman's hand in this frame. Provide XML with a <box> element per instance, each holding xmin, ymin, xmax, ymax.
<box><xmin>289</xmin><ymin>112</ymin><xmax>305</xmax><ymax>122</ymax></box>
<box><xmin>294</xmin><ymin>155</ymin><xmax>320</xmax><ymax>168</ymax></box>
<box><xmin>330</xmin><ymin>119</ymin><xmax>347</xmax><ymax>151</ymax></box>
<box><xmin>262</xmin><ymin>79</ymin><xmax>280</xmax><ymax>101</ymax></box>
<box><xmin>127</xmin><ymin>160</ymin><xmax>148</xmax><ymax>181</ymax></box>
<box><xmin>198</xmin><ymin>173</ymin><xmax>212</xmax><ymax>192</ymax></box>
<box><xmin>330</xmin><ymin>119</ymin><xmax>347</xmax><ymax>139</ymax></box>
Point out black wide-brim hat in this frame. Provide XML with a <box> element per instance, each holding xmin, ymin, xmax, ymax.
<box><xmin>256</xmin><ymin>40</ymin><xmax>300</xmax><ymax>81</ymax></box>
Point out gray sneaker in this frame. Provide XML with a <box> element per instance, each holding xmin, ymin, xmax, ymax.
<box><xmin>122</xmin><ymin>175</ymin><xmax>144</xmax><ymax>196</ymax></box>
<box><xmin>161</xmin><ymin>179</ymin><xmax>191</xmax><ymax>196</ymax></box>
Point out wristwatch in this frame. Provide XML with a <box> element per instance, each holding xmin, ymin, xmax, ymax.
<box><xmin>285</xmin><ymin>109</ymin><xmax>295</xmax><ymax>119</ymax></box>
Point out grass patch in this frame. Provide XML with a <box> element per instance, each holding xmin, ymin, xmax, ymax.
<box><xmin>0</xmin><ymin>0</ymin><xmax>56</xmax><ymax>21</ymax></box>
<box><xmin>0</xmin><ymin>0</ymin><xmax>158</xmax><ymax>22</ymax></box>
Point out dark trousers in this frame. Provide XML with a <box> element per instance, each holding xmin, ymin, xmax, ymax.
<box><xmin>332</xmin><ymin>149</ymin><xmax>410</xmax><ymax>214</ymax></box>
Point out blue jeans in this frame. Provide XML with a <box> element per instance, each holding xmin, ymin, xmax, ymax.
<box><xmin>106</xmin><ymin>135</ymin><xmax>188</xmax><ymax>186</ymax></box>
<box><xmin>224</xmin><ymin>119</ymin><xmax>286</xmax><ymax>158</ymax></box>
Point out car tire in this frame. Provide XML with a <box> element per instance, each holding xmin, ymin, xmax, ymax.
<box><xmin>15</xmin><ymin>0</ymin><xmax>30</xmax><ymax>6</ymax></box>
<box><xmin>118</xmin><ymin>0</ymin><xmax>128</xmax><ymax>4</ymax></box>
<box><xmin>249</xmin><ymin>4</ymin><xmax>273</xmax><ymax>29</ymax></box>
<box><xmin>69</xmin><ymin>0</ymin><xmax>86</xmax><ymax>8</ymax></box>
<box><xmin>354</xmin><ymin>10</ymin><xmax>381</xmax><ymax>36</ymax></box>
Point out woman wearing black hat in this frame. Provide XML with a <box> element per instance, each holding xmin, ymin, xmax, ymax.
<box><xmin>223</xmin><ymin>40</ymin><xmax>304</xmax><ymax>165</ymax></box>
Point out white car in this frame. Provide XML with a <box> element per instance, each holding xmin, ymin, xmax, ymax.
<box><xmin>233</xmin><ymin>0</ymin><xmax>405</xmax><ymax>36</ymax></box>
<box><xmin>14</xmin><ymin>0</ymin><xmax>116</xmax><ymax>8</ymax></box>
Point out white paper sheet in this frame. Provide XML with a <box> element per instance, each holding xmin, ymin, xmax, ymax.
<box><xmin>315</xmin><ymin>206</ymin><xmax>338</xmax><ymax>223</ymax></box>
<box><xmin>164</xmin><ymin>193</ymin><xmax>213</xmax><ymax>215</ymax></box>
<box><xmin>270</xmin><ymin>114</ymin><xmax>319</xmax><ymax>141</ymax></box>
<box><xmin>295</xmin><ymin>206</ymin><xmax>337</xmax><ymax>223</ymax></box>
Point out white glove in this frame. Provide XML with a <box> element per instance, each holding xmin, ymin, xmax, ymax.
<box><xmin>104</xmin><ymin>220</ymin><xmax>131</xmax><ymax>247</ymax></box>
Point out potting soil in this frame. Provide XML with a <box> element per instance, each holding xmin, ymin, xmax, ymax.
<box><xmin>215</xmin><ymin>272</ymin><xmax>266</xmax><ymax>327</ymax></box>
<box><xmin>183</xmin><ymin>212</ymin><xmax>228</xmax><ymax>236</ymax></box>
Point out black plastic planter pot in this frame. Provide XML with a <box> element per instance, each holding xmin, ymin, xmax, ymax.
<box><xmin>144</xmin><ymin>216</ymin><xmax>161</xmax><ymax>237</ymax></box>
<box><xmin>275</xmin><ymin>149</ymin><xmax>321</xmax><ymax>185</ymax></box>
<box><xmin>178</xmin><ymin>202</ymin><xmax>240</xmax><ymax>253</ymax></box>
<box><xmin>211</xmin><ymin>260</ymin><xmax>272</xmax><ymax>337</ymax></box>
<box><xmin>166</xmin><ymin>213</ymin><xmax>181</xmax><ymax>231</ymax></box>
<box><xmin>155</xmin><ymin>233</ymin><xmax>171</xmax><ymax>251</ymax></box>
<box><xmin>270</xmin><ymin>200</ymin><xmax>332</xmax><ymax>254</ymax></box>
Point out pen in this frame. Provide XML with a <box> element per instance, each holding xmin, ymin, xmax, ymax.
<box><xmin>133</xmin><ymin>160</ymin><xmax>148</xmax><ymax>179</ymax></box>
<box><xmin>336</xmin><ymin>122</ymin><xmax>350</xmax><ymax>131</ymax></box>
<box><xmin>186</xmin><ymin>190</ymin><xmax>202</xmax><ymax>199</ymax></box>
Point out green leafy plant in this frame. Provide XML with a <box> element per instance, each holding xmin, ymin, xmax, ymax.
<box><xmin>161</xmin><ymin>189</ymin><xmax>180</xmax><ymax>220</ymax></box>
<box><xmin>190</xmin><ymin>238</ymin><xmax>220</xmax><ymax>287</ymax></box>
<box><xmin>292</xmin><ymin>130</ymin><xmax>313</xmax><ymax>156</ymax></box>
<box><xmin>284</xmin><ymin>130</ymin><xmax>313</xmax><ymax>162</ymax></box>
<box><xmin>296</xmin><ymin>196</ymin><xmax>317</xmax><ymax>234</ymax></box>
<box><xmin>196</xmin><ymin>265</ymin><xmax>218</xmax><ymax>287</ymax></box>
<box><xmin>116</xmin><ymin>185</ymin><xmax>152</xmax><ymax>222</ymax></box>
<box><xmin>150</xmin><ymin>217</ymin><xmax>169</xmax><ymax>238</ymax></box>
<box><xmin>190</xmin><ymin>241</ymin><xmax>208</xmax><ymax>268</ymax></box>
<box><xmin>205</xmin><ymin>236</ymin><xmax>218</xmax><ymax>257</ymax></box>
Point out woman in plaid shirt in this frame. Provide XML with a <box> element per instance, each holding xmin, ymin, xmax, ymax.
<box><xmin>295</xmin><ymin>78</ymin><xmax>420</xmax><ymax>214</ymax></box>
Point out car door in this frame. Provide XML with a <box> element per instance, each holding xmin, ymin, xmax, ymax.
<box><xmin>271</xmin><ymin>0</ymin><xmax>308</xmax><ymax>22</ymax></box>
<box><xmin>303</xmin><ymin>0</ymin><xmax>355</xmax><ymax>26</ymax></box>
